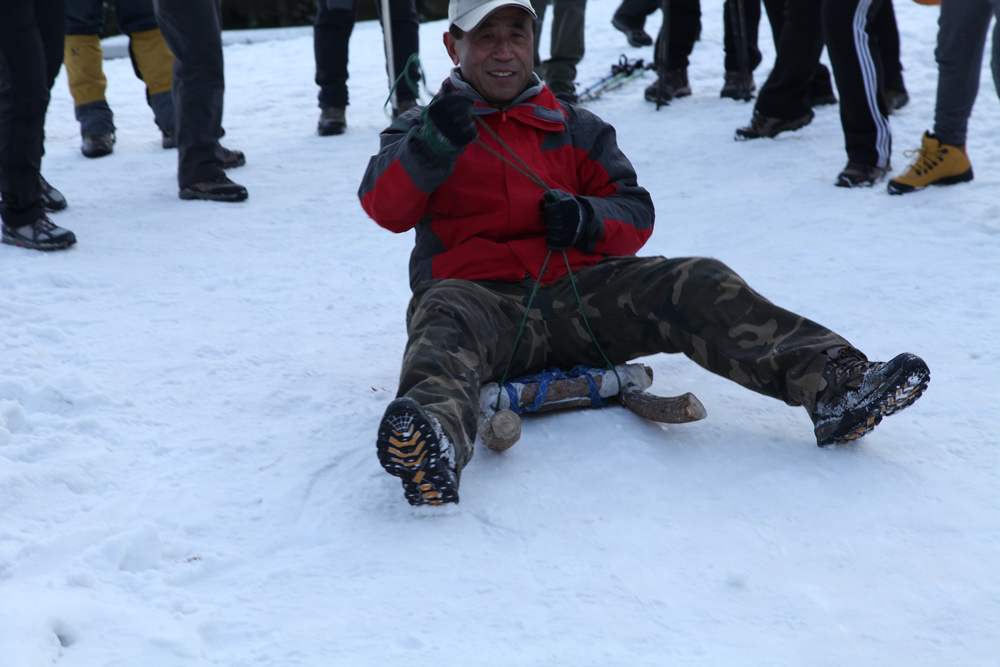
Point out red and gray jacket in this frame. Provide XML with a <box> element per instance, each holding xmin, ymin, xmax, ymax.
<box><xmin>359</xmin><ymin>71</ymin><xmax>654</xmax><ymax>290</ymax></box>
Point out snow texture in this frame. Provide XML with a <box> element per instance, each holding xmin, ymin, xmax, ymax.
<box><xmin>2</xmin><ymin>2</ymin><xmax>999</xmax><ymax>665</ymax></box>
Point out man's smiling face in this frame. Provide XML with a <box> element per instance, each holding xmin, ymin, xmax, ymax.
<box><xmin>444</xmin><ymin>6</ymin><xmax>535</xmax><ymax>106</ymax></box>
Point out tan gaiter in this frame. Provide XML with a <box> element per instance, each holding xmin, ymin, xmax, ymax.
<box><xmin>64</xmin><ymin>34</ymin><xmax>107</xmax><ymax>106</ymax></box>
<box><xmin>130</xmin><ymin>28</ymin><xmax>175</xmax><ymax>96</ymax></box>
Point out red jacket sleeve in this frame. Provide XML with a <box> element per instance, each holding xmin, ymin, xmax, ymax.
<box><xmin>357</xmin><ymin>109</ymin><xmax>463</xmax><ymax>233</ymax></box>
<box><xmin>568</xmin><ymin>106</ymin><xmax>654</xmax><ymax>256</ymax></box>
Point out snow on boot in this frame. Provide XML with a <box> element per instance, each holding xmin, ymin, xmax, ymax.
<box><xmin>735</xmin><ymin>109</ymin><xmax>814</xmax><ymax>140</ymax></box>
<box><xmin>39</xmin><ymin>174</ymin><xmax>67</xmax><ymax>212</ymax></box>
<box><xmin>2</xmin><ymin>216</ymin><xmax>77</xmax><ymax>251</ymax></box>
<box><xmin>377</xmin><ymin>397</ymin><xmax>459</xmax><ymax>506</ymax></box>
<box><xmin>812</xmin><ymin>349</ymin><xmax>930</xmax><ymax>446</ymax></box>
<box><xmin>887</xmin><ymin>132</ymin><xmax>973</xmax><ymax>195</ymax></box>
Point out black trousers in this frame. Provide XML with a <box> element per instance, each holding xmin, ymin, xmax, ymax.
<box><xmin>66</xmin><ymin>0</ymin><xmax>158</xmax><ymax>35</ymax></box>
<box><xmin>0</xmin><ymin>0</ymin><xmax>63</xmax><ymax>229</ymax></box>
<box><xmin>754</xmin><ymin>0</ymin><xmax>825</xmax><ymax>119</ymax></box>
<box><xmin>722</xmin><ymin>0</ymin><xmax>785</xmax><ymax>73</ymax></box>
<box><xmin>314</xmin><ymin>0</ymin><xmax>419</xmax><ymax>110</ymax></box>
<box><xmin>652</xmin><ymin>0</ymin><xmax>701</xmax><ymax>71</ymax></box>
<box><xmin>153</xmin><ymin>0</ymin><xmax>225</xmax><ymax>187</ymax></box>
<box><xmin>823</xmin><ymin>0</ymin><xmax>892</xmax><ymax>169</ymax></box>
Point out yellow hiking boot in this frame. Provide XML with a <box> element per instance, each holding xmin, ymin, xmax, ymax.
<box><xmin>887</xmin><ymin>131</ymin><xmax>973</xmax><ymax>195</ymax></box>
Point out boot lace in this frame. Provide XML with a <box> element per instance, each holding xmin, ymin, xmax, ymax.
<box><xmin>903</xmin><ymin>144</ymin><xmax>945</xmax><ymax>177</ymax></box>
<box><xmin>824</xmin><ymin>347</ymin><xmax>869</xmax><ymax>391</ymax></box>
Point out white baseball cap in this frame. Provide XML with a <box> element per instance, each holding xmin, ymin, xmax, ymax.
<box><xmin>448</xmin><ymin>0</ymin><xmax>537</xmax><ymax>32</ymax></box>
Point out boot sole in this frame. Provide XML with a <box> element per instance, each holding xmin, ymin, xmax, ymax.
<box><xmin>179</xmin><ymin>189</ymin><xmax>248</xmax><ymax>202</ymax></box>
<box><xmin>735</xmin><ymin>113</ymin><xmax>814</xmax><ymax>140</ymax></box>
<box><xmin>1</xmin><ymin>234</ymin><xmax>77</xmax><ymax>251</ymax></box>
<box><xmin>887</xmin><ymin>168</ymin><xmax>974</xmax><ymax>195</ymax></box>
<box><xmin>822</xmin><ymin>358</ymin><xmax>930</xmax><ymax>446</ymax></box>
<box><xmin>377</xmin><ymin>400</ymin><xmax>459</xmax><ymax>506</ymax></box>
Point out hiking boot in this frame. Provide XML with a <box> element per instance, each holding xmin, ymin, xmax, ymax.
<box><xmin>887</xmin><ymin>131</ymin><xmax>973</xmax><ymax>195</ymax></box>
<box><xmin>179</xmin><ymin>175</ymin><xmax>248</xmax><ymax>202</ymax></box>
<box><xmin>2</xmin><ymin>216</ymin><xmax>77</xmax><ymax>251</ymax></box>
<box><xmin>644</xmin><ymin>69</ymin><xmax>688</xmax><ymax>105</ymax></box>
<box><xmin>377</xmin><ymin>397</ymin><xmax>459</xmax><ymax>506</ymax></box>
<box><xmin>735</xmin><ymin>109</ymin><xmax>814</xmax><ymax>140</ymax></box>
<box><xmin>835</xmin><ymin>161</ymin><xmax>888</xmax><ymax>188</ymax></box>
<box><xmin>162</xmin><ymin>131</ymin><xmax>177</xmax><ymax>149</ymax></box>
<box><xmin>318</xmin><ymin>107</ymin><xmax>346</xmax><ymax>136</ymax></box>
<box><xmin>720</xmin><ymin>71</ymin><xmax>755</xmax><ymax>101</ymax></box>
<box><xmin>39</xmin><ymin>174</ymin><xmax>67</xmax><ymax>212</ymax></box>
<box><xmin>884</xmin><ymin>87</ymin><xmax>909</xmax><ymax>112</ymax></box>
<box><xmin>393</xmin><ymin>99</ymin><xmax>418</xmax><ymax>119</ymax></box>
<box><xmin>218</xmin><ymin>145</ymin><xmax>246</xmax><ymax>169</ymax></box>
<box><xmin>812</xmin><ymin>348</ymin><xmax>930</xmax><ymax>446</ymax></box>
<box><xmin>611</xmin><ymin>15</ymin><xmax>653</xmax><ymax>47</ymax></box>
<box><xmin>81</xmin><ymin>132</ymin><xmax>115</xmax><ymax>158</ymax></box>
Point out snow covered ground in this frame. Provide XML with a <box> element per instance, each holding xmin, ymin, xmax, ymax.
<box><xmin>3</xmin><ymin>1</ymin><xmax>999</xmax><ymax>665</ymax></box>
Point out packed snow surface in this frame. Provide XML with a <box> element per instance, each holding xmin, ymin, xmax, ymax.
<box><xmin>2</xmin><ymin>2</ymin><xmax>999</xmax><ymax>665</ymax></box>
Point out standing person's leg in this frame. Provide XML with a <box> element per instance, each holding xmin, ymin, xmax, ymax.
<box><xmin>722</xmin><ymin>0</ymin><xmax>763</xmax><ymax>98</ymax></box>
<box><xmin>0</xmin><ymin>0</ymin><xmax>76</xmax><ymax>250</ymax></box>
<box><xmin>555</xmin><ymin>256</ymin><xmax>928</xmax><ymax>445</ymax></box>
<box><xmin>645</xmin><ymin>0</ymin><xmax>701</xmax><ymax>103</ymax></box>
<box><xmin>873</xmin><ymin>0</ymin><xmax>908</xmax><ymax>109</ymax></box>
<box><xmin>543</xmin><ymin>0</ymin><xmax>586</xmax><ymax>101</ymax></box>
<box><xmin>992</xmin><ymin>0</ymin><xmax>1000</xmax><ymax>99</ymax></box>
<box><xmin>382</xmin><ymin>0</ymin><xmax>421</xmax><ymax>113</ymax></box>
<box><xmin>887</xmin><ymin>0</ymin><xmax>989</xmax><ymax>194</ymax></box>
<box><xmin>530</xmin><ymin>0</ymin><xmax>550</xmax><ymax>75</ymax></box>
<box><xmin>612</xmin><ymin>0</ymin><xmax>659</xmax><ymax>47</ymax></box>
<box><xmin>736</xmin><ymin>0</ymin><xmax>822</xmax><ymax>137</ymax></box>
<box><xmin>116</xmin><ymin>0</ymin><xmax>176</xmax><ymax>141</ymax></box>
<box><xmin>822</xmin><ymin>0</ymin><xmax>892</xmax><ymax>186</ymax></box>
<box><xmin>314</xmin><ymin>0</ymin><xmax>354</xmax><ymax>136</ymax></box>
<box><xmin>153</xmin><ymin>0</ymin><xmax>246</xmax><ymax>201</ymax></box>
<box><xmin>64</xmin><ymin>0</ymin><xmax>116</xmax><ymax>156</ymax></box>
<box><xmin>762</xmin><ymin>0</ymin><xmax>785</xmax><ymax>43</ymax></box>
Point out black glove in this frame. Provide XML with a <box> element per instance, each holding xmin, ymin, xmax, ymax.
<box><xmin>420</xmin><ymin>94</ymin><xmax>477</xmax><ymax>154</ymax></box>
<box><xmin>541</xmin><ymin>189</ymin><xmax>594</xmax><ymax>250</ymax></box>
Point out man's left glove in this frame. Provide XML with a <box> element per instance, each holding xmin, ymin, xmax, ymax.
<box><xmin>541</xmin><ymin>189</ymin><xmax>596</xmax><ymax>250</ymax></box>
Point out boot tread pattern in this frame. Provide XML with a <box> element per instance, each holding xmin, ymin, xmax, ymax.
<box><xmin>829</xmin><ymin>369</ymin><xmax>929</xmax><ymax>445</ymax></box>
<box><xmin>377</xmin><ymin>402</ymin><xmax>458</xmax><ymax>506</ymax></box>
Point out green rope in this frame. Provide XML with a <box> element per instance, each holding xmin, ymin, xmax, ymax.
<box><xmin>560</xmin><ymin>251</ymin><xmax>623</xmax><ymax>397</ymax></box>
<box><xmin>494</xmin><ymin>250</ymin><xmax>553</xmax><ymax>411</ymax></box>
<box><xmin>384</xmin><ymin>52</ymin><xmax>425</xmax><ymax>117</ymax></box>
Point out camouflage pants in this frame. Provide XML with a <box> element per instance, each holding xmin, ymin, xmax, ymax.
<box><xmin>398</xmin><ymin>256</ymin><xmax>852</xmax><ymax>469</ymax></box>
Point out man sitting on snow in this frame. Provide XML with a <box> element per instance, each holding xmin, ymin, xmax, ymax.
<box><xmin>358</xmin><ymin>0</ymin><xmax>930</xmax><ymax>506</ymax></box>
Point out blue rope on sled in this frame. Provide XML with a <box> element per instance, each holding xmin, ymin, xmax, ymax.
<box><xmin>502</xmin><ymin>366</ymin><xmax>606</xmax><ymax>415</ymax></box>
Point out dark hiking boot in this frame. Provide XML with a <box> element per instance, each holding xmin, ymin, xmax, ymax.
<box><xmin>377</xmin><ymin>397</ymin><xmax>459</xmax><ymax>506</ymax></box>
<box><xmin>2</xmin><ymin>216</ymin><xmax>77</xmax><ymax>251</ymax></box>
<box><xmin>218</xmin><ymin>145</ymin><xmax>246</xmax><ymax>170</ymax></box>
<box><xmin>735</xmin><ymin>109</ymin><xmax>814</xmax><ymax>140</ymax></box>
<box><xmin>611</xmin><ymin>15</ymin><xmax>653</xmax><ymax>47</ymax></box>
<box><xmin>548</xmin><ymin>80</ymin><xmax>578</xmax><ymax>104</ymax></box>
<box><xmin>318</xmin><ymin>107</ymin><xmax>347</xmax><ymax>136</ymax></box>
<box><xmin>884</xmin><ymin>87</ymin><xmax>909</xmax><ymax>112</ymax></box>
<box><xmin>39</xmin><ymin>175</ymin><xmax>67</xmax><ymax>212</ymax></box>
<box><xmin>812</xmin><ymin>348</ymin><xmax>930</xmax><ymax>446</ymax></box>
<box><xmin>644</xmin><ymin>69</ymin><xmax>689</xmax><ymax>105</ymax></box>
<box><xmin>162</xmin><ymin>131</ymin><xmax>177</xmax><ymax>149</ymax></box>
<box><xmin>81</xmin><ymin>132</ymin><xmax>115</xmax><ymax>158</ymax></box>
<box><xmin>835</xmin><ymin>162</ymin><xmax>888</xmax><ymax>188</ymax></box>
<box><xmin>720</xmin><ymin>71</ymin><xmax>755</xmax><ymax>101</ymax></box>
<box><xmin>179</xmin><ymin>175</ymin><xmax>248</xmax><ymax>202</ymax></box>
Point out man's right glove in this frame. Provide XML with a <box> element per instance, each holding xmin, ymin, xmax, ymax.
<box><xmin>417</xmin><ymin>94</ymin><xmax>477</xmax><ymax>158</ymax></box>
<box><xmin>541</xmin><ymin>189</ymin><xmax>597</xmax><ymax>250</ymax></box>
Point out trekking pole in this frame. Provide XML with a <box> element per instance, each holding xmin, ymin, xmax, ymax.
<box><xmin>380</xmin><ymin>0</ymin><xmax>397</xmax><ymax>112</ymax></box>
